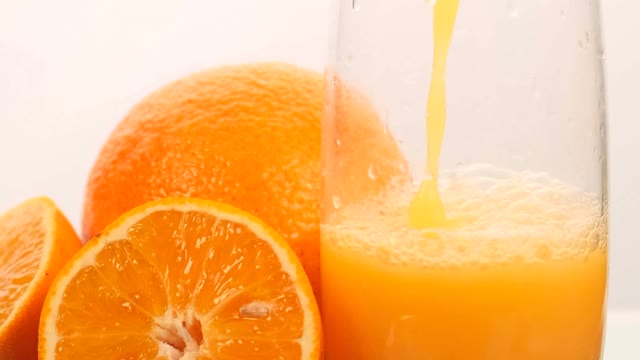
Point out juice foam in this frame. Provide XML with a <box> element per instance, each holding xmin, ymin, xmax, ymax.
<box><xmin>325</xmin><ymin>164</ymin><xmax>607</xmax><ymax>267</ymax></box>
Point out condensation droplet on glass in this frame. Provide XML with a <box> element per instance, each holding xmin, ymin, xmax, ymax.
<box><xmin>507</xmin><ymin>0</ymin><xmax>519</xmax><ymax>17</ymax></box>
<box><xmin>345</xmin><ymin>54</ymin><xmax>354</xmax><ymax>66</ymax></box>
<box><xmin>600</xmin><ymin>123</ymin><xmax>607</xmax><ymax>138</ymax></box>
<box><xmin>383</xmin><ymin>120</ymin><xmax>391</xmax><ymax>136</ymax></box>
<box><xmin>332</xmin><ymin>196</ymin><xmax>342</xmax><ymax>209</ymax></box>
<box><xmin>336</xmin><ymin>138</ymin><xmax>342</xmax><ymax>147</ymax></box>
<box><xmin>382</xmin><ymin>111</ymin><xmax>391</xmax><ymax>136</ymax></box>
<box><xmin>598</xmin><ymin>49</ymin><xmax>606</xmax><ymax>60</ymax></box>
<box><xmin>593</xmin><ymin>146</ymin><xmax>602</xmax><ymax>162</ymax></box>
<box><xmin>368</xmin><ymin>165</ymin><xmax>378</xmax><ymax>180</ymax></box>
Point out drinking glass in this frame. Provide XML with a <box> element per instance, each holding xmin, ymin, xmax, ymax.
<box><xmin>321</xmin><ymin>0</ymin><xmax>608</xmax><ymax>359</ymax></box>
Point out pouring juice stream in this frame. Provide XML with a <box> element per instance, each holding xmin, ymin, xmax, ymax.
<box><xmin>408</xmin><ymin>0</ymin><xmax>460</xmax><ymax>229</ymax></box>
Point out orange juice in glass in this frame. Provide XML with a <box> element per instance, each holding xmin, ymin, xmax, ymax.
<box><xmin>321</xmin><ymin>0</ymin><xmax>609</xmax><ymax>358</ymax></box>
<box><xmin>321</xmin><ymin>168</ymin><xmax>608</xmax><ymax>359</ymax></box>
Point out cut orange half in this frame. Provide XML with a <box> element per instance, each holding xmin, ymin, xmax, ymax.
<box><xmin>39</xmin><ymin>198</ymin><xmax>322</xmax><ymax>360</ymax></box>
<box><xmin>0</xmin><ymin>197</ymin><xmax>81</xmax><ymax>359</ymax></box>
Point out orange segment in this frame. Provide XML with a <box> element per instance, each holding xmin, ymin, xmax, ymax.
<box><xmin>0</xmin><ymin>197</ymin><xmax>81</xmax><ymax>359</ymax></box>
<box><xmin>39</xmin><ymin>198</ymin><xmax>322</xmax><ymax>360</ymax></box>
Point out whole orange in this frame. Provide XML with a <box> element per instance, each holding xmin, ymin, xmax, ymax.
<box><xmin>82</xmin><ymin>62</ymin><xmax>408</xmax><ymax>298</ymax></box>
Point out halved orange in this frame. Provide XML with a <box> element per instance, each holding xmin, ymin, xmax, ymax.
<box><xmin>39</xmin><ymin>198</ymin><xmax>322</xmax><ymax>359</ymax></box>
<box><xmin>0</xmin><ymin>197</ymin><xmax>81</xmax><ymax>359</ymax></box>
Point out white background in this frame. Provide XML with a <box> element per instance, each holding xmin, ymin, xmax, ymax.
<box><xmin>0</xmin><ymin>0</ymin><xmax>637</xmax><ymax>313</ymax></box>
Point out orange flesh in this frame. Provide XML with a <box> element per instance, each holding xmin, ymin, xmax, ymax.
<box><xmin>52</xmin><ymin>209</ymin><xmax>308</xmax><ymax>359</ymax></box>
<box><xmin>0</xmin><ymin>207</ymin><xmax>46</xmax><ymax>321</ymax></box>
<box><xmin>1</xmin><ymin>198</ymin><xmax>82</xmax><ymax>360</ymax></box>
